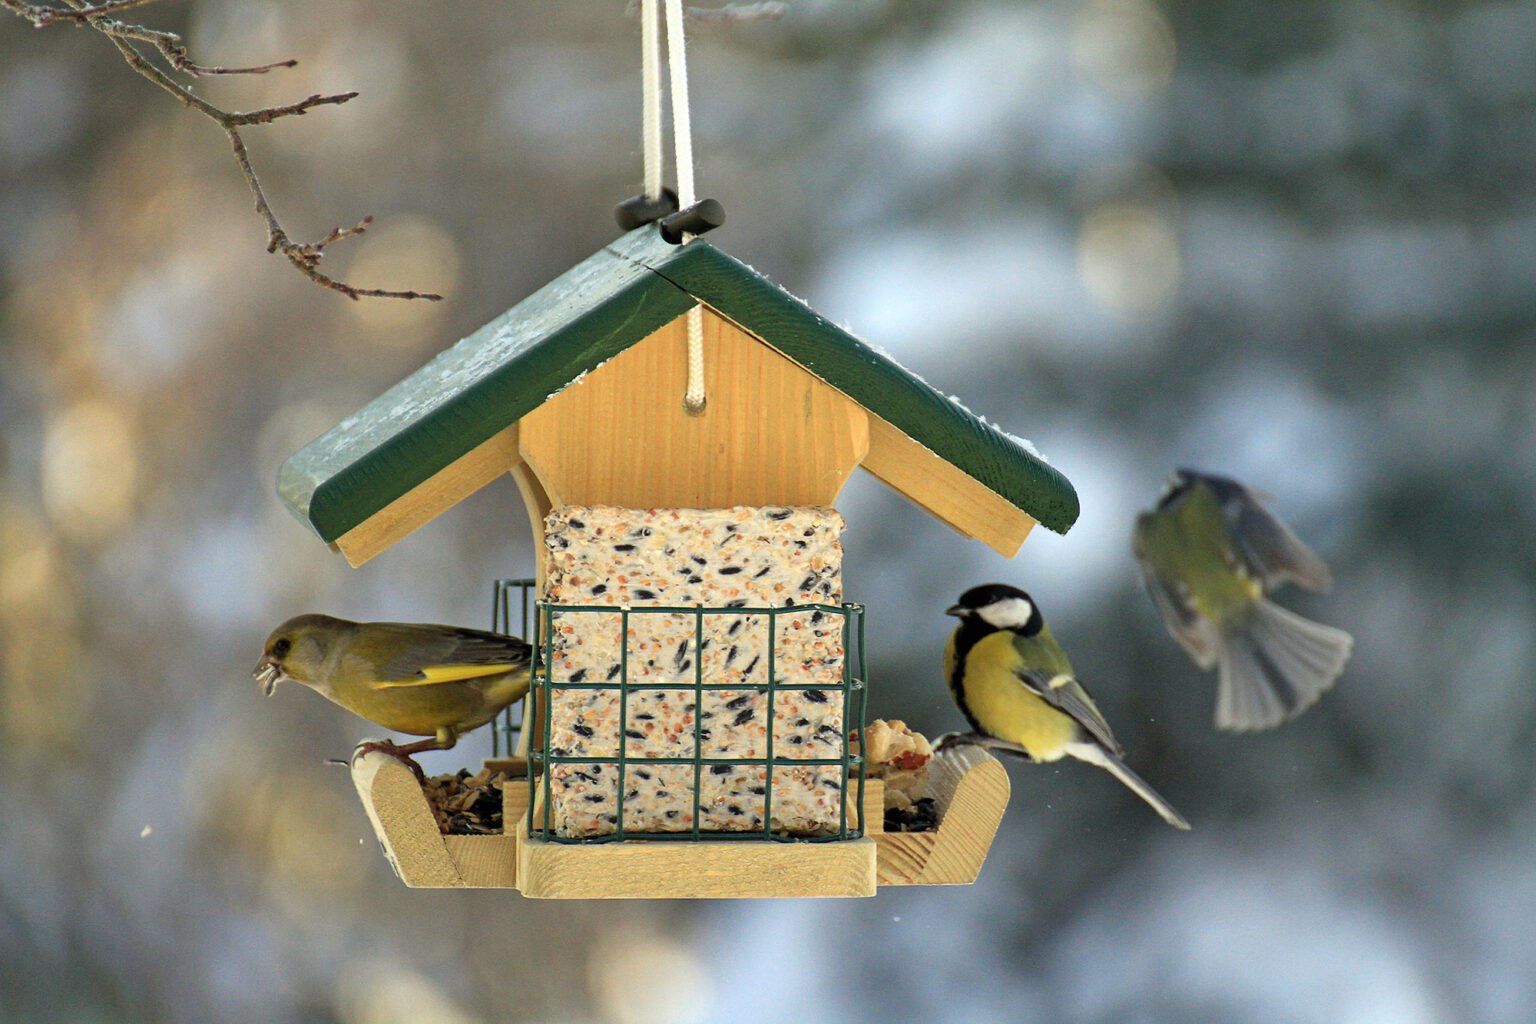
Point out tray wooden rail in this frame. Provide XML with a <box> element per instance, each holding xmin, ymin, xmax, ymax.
<box><xmin>350</xmin><ymin>744</ymin><xmax>1008</xmax><ymax>896</ymax></box>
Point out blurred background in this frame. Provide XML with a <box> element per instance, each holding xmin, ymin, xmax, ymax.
<box><xmin>3</xmin><ymin>0</ymin><xmax>1534</xmax><ymax>1021</ymax></box>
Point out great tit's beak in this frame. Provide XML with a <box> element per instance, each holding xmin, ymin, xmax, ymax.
<box><xmin>944</xmin><ymin>604</ymin><xmax>966</xmax><ymax>617</ymax></box>
<box><xmin>253</xmin><ymin>656</ymin><xmax>282</xmax><ymax>697</ymax></box>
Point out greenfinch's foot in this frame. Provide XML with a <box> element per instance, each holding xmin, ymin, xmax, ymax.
<box><xmin>352</xmin><ymin>739</ymin><xmax>431</xmax><ymax>785</ymax></box>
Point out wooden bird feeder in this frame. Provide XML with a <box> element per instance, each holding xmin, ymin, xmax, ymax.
<box><xmin>277</xmin><ymin>225</ymin><xmax>1078</xmax><ymax>898</ymax></box>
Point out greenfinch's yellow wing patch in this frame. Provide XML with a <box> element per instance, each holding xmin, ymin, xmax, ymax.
<box><xmin>371</xmin><ymin>663</ymin><xmax>525</xmax><ymax>688</ymax></box>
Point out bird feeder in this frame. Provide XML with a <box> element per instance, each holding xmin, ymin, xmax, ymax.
<box><xmin>277</xmin><ymin>225</ymin><xmax>1078</xmax><ymax>897</ymax></box>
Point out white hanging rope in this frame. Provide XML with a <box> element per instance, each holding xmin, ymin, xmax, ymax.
<box><xmin>663</xmin><ymin>0</ymin><xmax>696</xmax><ymax>211</ymax></box>
<box><xmin>663</xmin><ymin>0</ymin><xmax>706</xmax><ymax>413</ymax></box>
<box><xmin>638</xmin><ymin>0</ymin><xmax>706</xmax><ymax>412</ymax></box>
<box><xmin>640</xmin><ymin>0</ymin><xmax>663</xmax><ymax>202</ymax></box>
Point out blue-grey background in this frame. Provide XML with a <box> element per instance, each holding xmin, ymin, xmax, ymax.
<box><xmin>2</xmin><ymin>1</ymin><xmax>1532</xmax><ymax>1021</ymax></box>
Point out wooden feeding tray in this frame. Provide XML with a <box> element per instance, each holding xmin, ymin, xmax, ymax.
<box><xmin>350</xmin><ymin>744</ymin><xmax>1009</xmax><ymax>898</ymax></box>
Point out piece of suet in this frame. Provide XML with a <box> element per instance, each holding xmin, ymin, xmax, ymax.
<box><xmin>941</xmin><ymin>584</ymin><xmax>1190</xmax><ymax>830</ymax></box>
<box><xmin>1133</xmin><ymin>468</ymin><xmax>1353</xmax><ymax>732</ymax></box>
<box><xmin>253</xmin><ymin>614</ymin><xmax>532</xmax><ymax>780</ymax></box>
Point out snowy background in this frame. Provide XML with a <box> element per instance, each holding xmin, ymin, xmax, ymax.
<box><xmin>2</xmin><ymin>1</ymin><xmax>1534</xmax><ymax>1021</ymax></box>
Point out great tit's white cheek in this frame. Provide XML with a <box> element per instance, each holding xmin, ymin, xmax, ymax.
<box><xmin>978</xmin><ymin>597</ymin><xmax>1034</xmax><ymax>630</ymax></box>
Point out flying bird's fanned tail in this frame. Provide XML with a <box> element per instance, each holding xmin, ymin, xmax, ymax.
<box><xmin>1215</xmin><ymin>597</ymin><xmax>1353</xmax><ymax>732</ymax></box>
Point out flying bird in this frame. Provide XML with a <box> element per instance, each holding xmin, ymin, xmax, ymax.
<box><xmin>1133</xmin><ymin>468</ymin><xmax>1353</xmax><ymax>731</ymax></box>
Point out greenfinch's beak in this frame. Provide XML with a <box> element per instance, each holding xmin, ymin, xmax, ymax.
<box><xmin>944</xmin><ymin>604</ymin><xmax>966</xmax><ymax>617</ymax></box>
<box><xmin>253</xmin><ymin>656</ymin><xmax>282</xmax><ymax>697</ymax></box>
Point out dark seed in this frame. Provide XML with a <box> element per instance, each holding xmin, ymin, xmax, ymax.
<box><xmin>688</xmin><ymin>576</ymin><xmax>703</xmax><ymax>584</ymax></box>
<box><xmin>572</xmin><ymin>723</ymin><xmax>594</xmax><ymax>738</ymax></box>
<box><xmin>726</xmin><ymin>599</ymin><xmax>747</xmax><ymax>608</ymax></box>
<box><xmin>787</xmin><ymin>735</ymin><xmax>803</xmax><ymax>745</ymax></box>
<box><xmin>614</xmin><ymin>543</ymin><xmax>635</xmax><ymax>552</ymax></box>
<box><xmin>591</xmin><ymin>584</ymin><xmax>607</xmax><ymax>596</ymax></box>
<box><xmin>635</xmin><ymin>589</ymin><xmax>656</xmax><ymax>600</ymax></box>
<box><xmin>733</xmin><ymin>708</ymin><xmax>755</xmax><ymax>726</ymax></box>
<box><xmin>719</xmin><ymin>566</ymin><xmax>743</xmax><ymax>575</ymax></box>
<box><xmin>606</xmin><ymin>664</ymin><xmax>622</xmax><ymax>680</ymax></box>
<box><xmin>767</xmin><ymin>508</ymin><xmax>792</xmax><ymax>520</ymax></box>
<box><xmin>711</xmin><ymin>764</ymin><xmax>732</xmax><ymax>775</ymax></box>
<box><xmin>635</xmin><ymin>713</ymin><xmax>654</xmax><ymax>721</ymax></box>
<box><xmin>585</xmin><ymin>794</ymin><xmax>605</xmax><ymax>803</ymax></box>
<box><xmin>634</xmin><ymin>769</ymin><xmax>652</xmax><ymax>779</ymax></box>
<box><xmin>753</xmin><ymin>566</ymin><xmax>771</xmax><ymax>578</ymax></box>
<box><xmin>691</xmin><ymin>555</ymin><xmax>707</xmax><ymax>566</ymax></box>
<box><xmin>743</xmin><ymin>655</ymin><xmax>760</xmax><ymax>675</ymax></box>
<box><xmin>725</xmin><ymin>692</ymin><xmax>752</xmax><ymax>709</ymax></box>
<box><xmin>804</xmin><ymin>689</ymin><xmax>827</xmax><ymax>703</ymax></box>
<box><xmin>568</xmin><ymin>518</ymin><xmax>585</xmax><ymax>529</ymax></box>
<box><xmin>569</xmin><ymin>669</ymin><xmax>587</xmax><ymax>683</ymax></box>
<box><xmin>795</xmin><ymin>717</ymin><xmax>810</xmax><ymax>727</ymax></box>
<box><xmin>729</xmin><ymin>805</ymin><xmax>744</xmax><ymax>815</ymax></box>
<box><xmin>624</xmin><ymin>729</ymin><xmax>645</xmax><ymax>740</ymax></box>
<box><xmin>750</xmin><ymin>785</ymin><xmax>766</xmax><ymax>795</ymax></box>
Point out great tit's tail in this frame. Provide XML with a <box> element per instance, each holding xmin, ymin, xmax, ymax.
<box><xmin>1215</xmin><ymin>597</ymin><xmax>1352</xmax><ymax>732</ymax></box>
<box><xmin>1066</xmin><ymin>741</ymin><xmax>1191</xmax><ymax>830</ymax></box>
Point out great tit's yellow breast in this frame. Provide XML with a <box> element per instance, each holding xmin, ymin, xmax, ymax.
<box><xmin>960</xmin><ymin>632</ymin><xmax>1077</xmax><ymax>761</ymax></box>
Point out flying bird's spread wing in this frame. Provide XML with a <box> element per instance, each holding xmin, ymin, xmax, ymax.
<box><xmin>1132</xmin><ymin>547</ymin><xmax>1220</xmax><ymax>668</ymax></box>
<box><xmin>1200</xmin><ymin>473</ymin><xmax>1332</xmax><ymax>592</ymax></box>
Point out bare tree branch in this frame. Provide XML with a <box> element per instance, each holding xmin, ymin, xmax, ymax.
<box><xmin>2</xmin><ymin>0</ymin><xmax>442</xmax><ymax>301</ymax></box>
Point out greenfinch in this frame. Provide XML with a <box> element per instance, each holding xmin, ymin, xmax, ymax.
<box><xmin>253</xmin><ymin>614</ymin><xmax>532</xmax><ymax>778</ymax></box>
<box><xmin>941</xmin><ymin>584</ymin><xmax>1190</xmax><ymax>829</ymax></box>
<box><xmin>1133</xmin><ymin>468</ymin><xmax>1353</xmax><ymax>732</ymax></box>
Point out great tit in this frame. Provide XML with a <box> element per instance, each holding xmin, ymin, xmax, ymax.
<box><xmin>254</xmin><ymin>614</ymin><xmax>532</xmax><ymax>780</ymax></box>
<box><xmin>1133</xmin><ymin>468</ymin><xmax>1353</xmax><ymax>732</ymax></box>
<box><xmin>942</xmin><ymin>584</ymin><xmax>1190</xmax><ymax>830</ymax></box>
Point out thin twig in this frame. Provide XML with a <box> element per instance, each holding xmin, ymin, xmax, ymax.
<box><xmin>3</xmin><ymin>0</ymin><xmax>442</xmax><ymax>301</ymax></box>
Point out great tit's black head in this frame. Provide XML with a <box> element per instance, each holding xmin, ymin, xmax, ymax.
<box><xmin>1155</xmin><ymin>468</ymin><xmax>1199</xmax><ymax>510</ymax></box>
<box><xmin>1158</xmin><ymin>467</ymin><xmax>1253</xmax><ymax>511</ymax></box>
<box><xmin>946</xmin><ymin>584</ymin><xmax>1042</xmax><ymax>635</ymax></box>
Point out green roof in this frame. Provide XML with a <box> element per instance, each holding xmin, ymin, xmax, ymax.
<box><xmin>279</xmin><ymin>225</ymin><xmax>1079</xmax><ymax>542</ymax></box>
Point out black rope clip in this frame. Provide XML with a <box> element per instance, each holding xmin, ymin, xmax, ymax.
<box><xmin>659</xmin><ymin>198</ymin><xmax>725</xmax><ymax>244</ymax></box>
<box><xmin>614</xmin><ymin>188</ymin><xmax>680</xmax><ymax>231</ymax></box>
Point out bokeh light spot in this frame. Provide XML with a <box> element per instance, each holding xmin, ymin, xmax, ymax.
<box><xmin>1076</xmin><ymin>201</ymin><xmax>1181</xmax><ymax>317</ymax></box>
<box><xmin>42</xmin><ymin>399</ymin><xmax>140</xmax><ymax>542</ymax></box>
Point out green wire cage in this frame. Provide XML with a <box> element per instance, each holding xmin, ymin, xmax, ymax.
<box><xmin>491</xmin><ymin>578</ymin><xmax>868</xmax><ymax>844</ymax></box>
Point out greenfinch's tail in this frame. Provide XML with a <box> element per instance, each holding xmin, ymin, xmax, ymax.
<box><xmin>1215</xmin><ymin>597</ymin><xmax>1352</xmax><ymax>732</ymax></box>
<box><xmin>1065</xmin><ymin>741</ymin><xmax>1191</xmax><ymax>830</ymax></box>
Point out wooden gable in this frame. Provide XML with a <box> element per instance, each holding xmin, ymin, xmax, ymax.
<box><xmin>279</xmin><ymin>227</ymin><xmax>1079</xmax><ymax>566</ymax></box>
